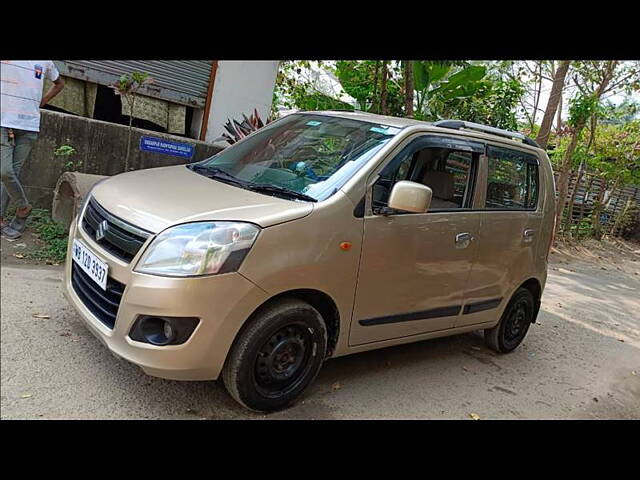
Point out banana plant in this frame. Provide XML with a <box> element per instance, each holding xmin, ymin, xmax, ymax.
<box><xmin>412</xmin><ymin>61</ymin><xmax>486</xmax><ymax>119</ymax></box>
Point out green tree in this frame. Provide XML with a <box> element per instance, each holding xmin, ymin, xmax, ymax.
<box><xmin>553</xmin><ymin>61</ymin><xmax>640</xmax><ymax>231</ymax></box>
<box><xmin>334</xmin><ymin>60</ymin><xmax>405</xmax><ymax>116</ymax></box>
<box><xmin>411</xmin><ymin>61</ymin><xmax>487</xmax><ymax>120</ymax></box>
<box><xmin>432</xmin><ymin>76</ymin><xmax>525</xmax><ymax>130</ymax></box>
<box><xmin>587</xmin><ymin>120</ymin><xmax>640</xmax><ymax>239</ymax></box>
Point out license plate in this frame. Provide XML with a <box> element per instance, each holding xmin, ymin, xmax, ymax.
<box><xmin>72</xmin><ymin>239</ymin><xmax>108</xmax><ymax>290</ymax></box>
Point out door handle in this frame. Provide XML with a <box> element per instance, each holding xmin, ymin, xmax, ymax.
<box><xmin>523</xmin><ymin>229</ymin><xmax>535</xmax><ymax>243</ymax></box>
<box><xmin>455</xmin><ymin>232</ymin><xmax>473</xmax><ymax>249</ymax></box>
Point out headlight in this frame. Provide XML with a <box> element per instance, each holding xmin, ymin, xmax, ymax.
<box><xmin>135</xmin><ymin>222</ymin><xmax>260</xmax><ymax>277</ymax></box>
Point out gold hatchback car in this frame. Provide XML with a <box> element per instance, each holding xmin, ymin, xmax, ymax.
<box><xmin>64</xmin><ymin>111</ymin><xmax>555</xmax><ymax>412</ymax></box>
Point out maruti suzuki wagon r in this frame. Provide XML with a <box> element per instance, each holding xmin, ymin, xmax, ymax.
<box><xmin>63</xmin><ymin>111</ymin><xmax>555</xmax><ymax>412</ymax></box>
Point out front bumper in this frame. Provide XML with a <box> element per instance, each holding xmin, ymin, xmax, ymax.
<box><xmin>63</xmin><ymin>217</ymin><xmax>268</xmax><ymax>381</ymax></box>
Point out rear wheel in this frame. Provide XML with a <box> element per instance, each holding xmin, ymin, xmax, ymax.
<box><xmin>484</xmin><ymin>288</ymin><xmax>534</xmax><ymax>353</ymax></box>
<box><xmin>222</xmin><ymin>298</ymin><xmax>327</xmax><ymax>412</ymax></box>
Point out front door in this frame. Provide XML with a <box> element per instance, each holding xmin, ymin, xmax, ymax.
<box><xmin>349</xmin><ymin>135</ymin><xmax>483</xmax><ymax>346</ymax></box>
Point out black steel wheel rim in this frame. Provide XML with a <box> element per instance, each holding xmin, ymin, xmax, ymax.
<box><xmin>254</xmin><ymin>323</ymin><xmax>314</xmax><ymax>398</ymax></box>
<box><xmin>503</xmin><ymin>299</ymin><xmax>529</xmax><ymax>347</ymax></box>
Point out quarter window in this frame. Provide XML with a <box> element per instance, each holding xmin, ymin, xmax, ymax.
<box><xmin>485</xmin><ymin>146</ymin><xmax>539</xmax><ymax>210</ymax></box>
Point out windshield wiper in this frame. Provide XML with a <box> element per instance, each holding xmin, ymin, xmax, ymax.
<box><xmin>246</xmin><ymin>184</ymin><xmax>317</xmax><ymax>202</ymax></box>
<box><xmin>187</xmin><ymin>164</ymin><xmax>248</xmax><ymax>187</ymax></box>
<box><xmin>188</xmin><ymin>165</ymin><xmax>317</xmax><ymax>202</ymax></box>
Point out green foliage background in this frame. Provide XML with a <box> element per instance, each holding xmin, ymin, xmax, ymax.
<box><xmin>271</xmin><ymin>60</ymin><xmax>640</xmax><ymax>242</ymax></box>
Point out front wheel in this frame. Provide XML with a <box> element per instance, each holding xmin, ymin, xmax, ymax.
<box><xmin>222</xmin><ymin>298</ymin><xmax>327</xmax><ymax>412</ymax></box>
<box><xmin>484</xmin><ymin>288</ymin><xmax>534</xmax><ymax>353</ymax></box>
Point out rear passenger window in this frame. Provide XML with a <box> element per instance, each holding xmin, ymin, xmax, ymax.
<box><xmin>485</xmin><ymin>146</ymin><xmax>539</xmax><ymax>210</ymax></box>
<box><xmin>444</xmin><ymin>151</ymin><xmax>474</xmax><ymax>208</ymax></box>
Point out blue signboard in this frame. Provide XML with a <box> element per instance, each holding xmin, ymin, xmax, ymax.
<box><xmin>140</xmin><ymin>136</ymin><xmax>194</xmax><ymax>159</ymax></box>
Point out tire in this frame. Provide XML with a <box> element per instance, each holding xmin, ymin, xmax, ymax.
<box><xmin>222</xmin><ymin>298</ymin><xmax>327</xmax><ymax>412</ymax></box>
<box><xmin>484</xmin><ymin>288</ymin><xmax>534</xmax><ymax>353</ymax></box>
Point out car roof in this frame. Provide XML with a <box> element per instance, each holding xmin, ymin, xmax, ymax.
<box><xmin>304</xmin><ymin>110</ymin><xmax>427</xmax><ymax>128</ymax></box>
<box><xmin>301</xmin><ymin>110</ymin><xmax>543</xmax><ymax>154</ymax></box>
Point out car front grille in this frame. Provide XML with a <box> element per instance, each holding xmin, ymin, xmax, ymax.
<box><xmin>71</xmin><ymin>262</ymin><xmax>125</xmax><ymax>329</ymax></box>
<box><xmin>82</xmin><ymin>197</ymin><xmax>151</xmax><ymax>263</ymax></box>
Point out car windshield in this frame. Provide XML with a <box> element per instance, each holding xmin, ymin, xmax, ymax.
<box><xmin>192</xmin><ymin>113</ymin><xmax>401</xmax><ymax>201</ymax></box>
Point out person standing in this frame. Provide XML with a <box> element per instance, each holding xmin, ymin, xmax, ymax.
<box><xmin>1</xmin><ymin>60</ymin><xmax>65</xmax><ymax>239</ymax></box>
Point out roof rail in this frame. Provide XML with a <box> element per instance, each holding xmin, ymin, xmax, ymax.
<box><xmin>433</xmin><ymin>120</ymin><xmax>540</xmax><ymax>148</ymax></box>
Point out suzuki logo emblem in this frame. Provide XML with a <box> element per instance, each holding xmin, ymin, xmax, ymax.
<box><xmin>96</xmin><ymin>220</ymin><xmax>108</xmax><ymax>241</ymax></box>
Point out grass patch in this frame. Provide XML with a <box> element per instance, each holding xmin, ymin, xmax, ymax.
<box><xmin>25</xmin><ymin>208</ymin><xmax>68</xmax><ymax>264</ymax></box>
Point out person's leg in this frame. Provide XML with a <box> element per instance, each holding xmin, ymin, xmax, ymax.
<box><xmin>0</xmin><ymin>184</ymin><xmax>9</xmax><ymax>225</ymax></box>
<box><xmin>2</xmin><ymin>129</ymin><xmax>38</xmax><ymax>239</ymax></box>
<box><xmin>0</xmin><ymin>127</ymin><xmax>17</xmax><ymax>225</ymax></box>
<box><xmin>12</xmin><ymin>129</ymin><xmax>37</xmax><ymax>215</ymax></box>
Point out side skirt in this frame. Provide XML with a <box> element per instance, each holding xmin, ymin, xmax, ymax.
<box><xmin>338</xmin><ymin>321</ymin><xmax>497</xmax><ymax>357</ymax></box>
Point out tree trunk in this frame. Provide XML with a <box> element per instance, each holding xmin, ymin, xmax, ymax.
<box><xmin>553</xmin><ymin>60</ymin><xmax>618</xmax><ymax>235</ymax></box>
<box><xmin>576</xmin><ymin>173</ymin><xmax>594</xmax><ymax>227</ymax></box>
<box><xmin>125</xmin><ymin>94</ymin><xmax>134</xmax><ymax>172</ymax></box>
<box><xmin>554</xmin><ymin>128</ymin><xmax>583</xmax><ymax>232</ymax></box>
<box><xmin>380</xmin><ymin>61</ymin><xmax>389</xmax><ymax>115</ymax></box>
<box><xmin>591</xmin><ymin>179</ymin><xmax>608</xmax><ymax>241</ymax></box>
<box><xmin>535</xmin><ymin>60</ymin><xmax>570</xmax><ymax>149</ymax></box>
<box><xmin>404</xmin><ymin>61</ymin><xmax>414</xmax><ymax>118</ymax></box>
<box><xmin>563</xmin><ymin>161</ymin><xmax>586</xmax><ymax>236</ymax></box>
<box><xmin>611</xmin><ymin>197</ymin><xmax>633</xmax><ymax>237</ymax></box>
<box><xmin>530</xmin><ymin>61</ymin><xmax>543</xmax><ymax>131</ymax></box>
<box><xmin>556</xmin><ymin>93</ymin><xmax>563</xmax><ymax>133</ymax></box>
<box><xmin>592</xmin><ymin>175</ymin><xmax>622</xmax><ymax>240</ymax></box>
<box><xmin>607</xmin><ymin>187</ymin><xmax>625</xmax><ymax>236</ymax></box>
<box><xmin>564</xmin><ymin>113</ymin><xmax>597</xmax><ymax>236</ymax></box>
<box><xmin>372</xmin><ymin>61</ymin><xmax>380</xmax><ymax>113</ymax></box>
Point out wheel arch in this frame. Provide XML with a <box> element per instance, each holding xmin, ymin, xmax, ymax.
<box><xmin>240</xmin><ymin>288</ymin><xmax>340</xmax><ymax>358</ymax></box>
<box><xmin>517</xmin><ymin>277</ymin><xmax>542</xmax><ymax>322</ymax></box>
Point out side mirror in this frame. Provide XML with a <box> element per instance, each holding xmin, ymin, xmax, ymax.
<box><xmin>388</xmin><ymin>181</ymin><xmax>432</xmax><ymax>213</ymax></box>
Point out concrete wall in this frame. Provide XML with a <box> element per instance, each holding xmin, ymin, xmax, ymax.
<box><xmin>20</xmin><ymin>110</ymin><xmax>223</xmax><ymax>209</ymax></box>
<box><xmin>203</xmin><ymin>61</ymin><xmax>279</xmax><ymax>144</ymax></box>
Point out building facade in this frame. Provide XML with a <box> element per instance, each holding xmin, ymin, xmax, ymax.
<box><xmin>46</xmin><ymin>60</ymin><xmax>279</xmax><ymax>144</ymax></box>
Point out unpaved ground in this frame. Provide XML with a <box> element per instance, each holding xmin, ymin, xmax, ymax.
<box><xmin>1</xmin><ymin>235</ymin><xmax>639</xmax><ymax>419</ymax></box>
<box><xmin>0</xmin><ymin>228</ymin><xmax>56</xmax><ymax>267</ymax></box>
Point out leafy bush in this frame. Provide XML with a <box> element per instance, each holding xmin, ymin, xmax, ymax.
<box><xmin>568</xmin><ymin>217</ymin><xmax>595</xmax><ymax>240</ymax></box>
<box><xmin>54</xmin><ymin>144</ymin><xmax>82</xmax><ymax>171</ymax></box>
<box><xmin>615</xmin><ymin>200</ymin><xmax>640</xmax><ymax>238</ymax></box>
<box><xmin>26</xmin><ymin>209</ymin><xmax>68</xmax><ymax>263</ymax></box>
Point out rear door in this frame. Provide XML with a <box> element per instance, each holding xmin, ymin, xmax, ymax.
<box><xmin>457</xmin><ymin>144</ymin><xmax>542</xmax><ymax>327</ymax></box>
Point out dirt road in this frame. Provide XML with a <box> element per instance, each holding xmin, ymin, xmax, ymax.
<box><xmin>1</xmin><ymin>237</ymin><xmax>639</xmax><ymax>419</ymax></box>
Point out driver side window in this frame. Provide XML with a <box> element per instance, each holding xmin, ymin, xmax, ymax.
<box><xmin>372</xmin><ymin>137</ymin><xmax>480</xmax><ymax>213</ymax></box>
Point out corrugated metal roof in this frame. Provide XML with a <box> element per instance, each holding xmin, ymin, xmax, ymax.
<box><xmin>60</xmin><ymin>60</ymin><xmax>213</xmax><ymax>108</ymax></box>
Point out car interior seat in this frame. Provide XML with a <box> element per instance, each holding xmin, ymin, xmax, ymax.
<box><xmin>422</xmin><ymin>170</ymin><xmax>459</xmax><ymax>209</ymax></box>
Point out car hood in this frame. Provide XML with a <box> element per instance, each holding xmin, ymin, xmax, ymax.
<box><xmin>91</xmin><ymin>165</ymin><xmax>314</xmax><ymax>233</ymax></box>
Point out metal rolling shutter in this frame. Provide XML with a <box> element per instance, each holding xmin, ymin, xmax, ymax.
<box><xmin>57</xmin><ymin>60</ymin><xmax>213</xmax><ymax>108</ymax></box>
